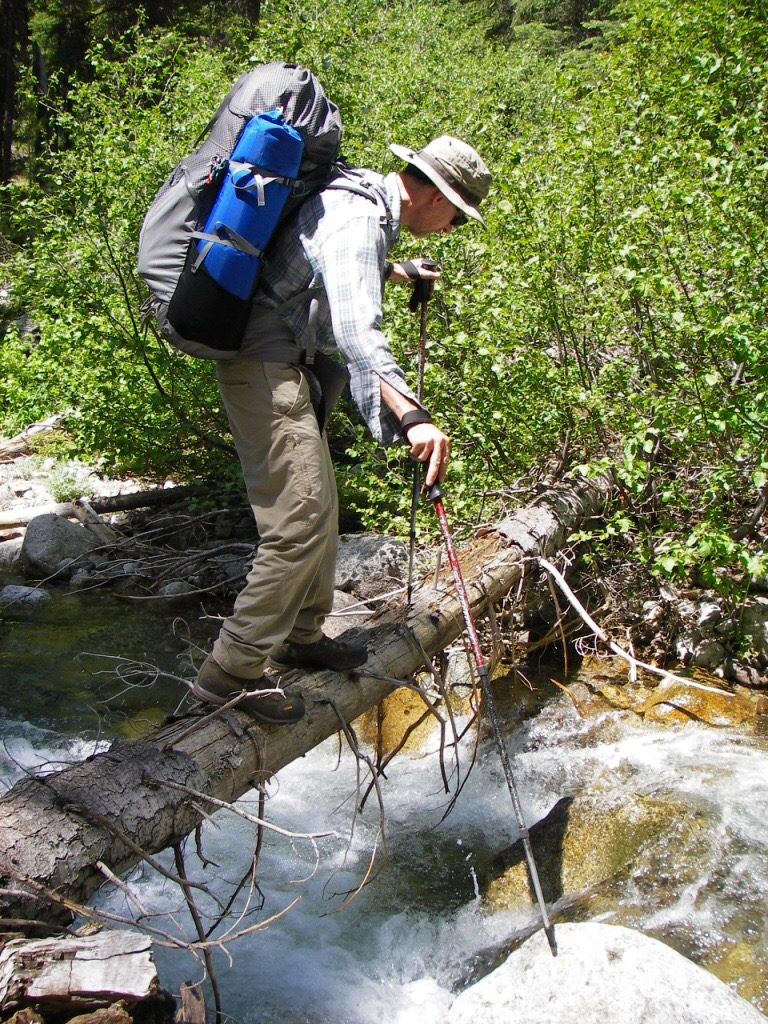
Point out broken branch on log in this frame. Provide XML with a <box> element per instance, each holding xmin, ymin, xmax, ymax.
<box><xmin>0</xmin><ymin>930</ymin><xmax>156</xmax><ymax>1013</ymax></box>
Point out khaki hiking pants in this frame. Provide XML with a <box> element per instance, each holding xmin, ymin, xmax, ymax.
<box><xmin>212</xmin><ymin>359</ymin><xmax>338</xmax><ymax>679</ymax></box>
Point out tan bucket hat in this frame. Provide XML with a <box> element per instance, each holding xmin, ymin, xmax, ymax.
<box><xmin>390</xmin><ymin>136</ymin><xmax>492</xmax><ymax>224</ymax></box>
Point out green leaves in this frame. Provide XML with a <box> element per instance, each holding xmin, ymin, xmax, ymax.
<box><xmin>1</xmin><ymin>0</ymin><xmax>766</xmax><ymax>598</ymax></box>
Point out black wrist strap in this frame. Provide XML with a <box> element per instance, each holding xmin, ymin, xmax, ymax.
<box><xmin>400</xmin><ymin>408</ymin><xmax>433</xmax><ymax>437</ymax></box>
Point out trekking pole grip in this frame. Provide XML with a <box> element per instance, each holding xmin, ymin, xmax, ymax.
<box><xmin>427</xmin><ymin>482</ymin><xmax>444</xmax><ymax>503</ymax></box>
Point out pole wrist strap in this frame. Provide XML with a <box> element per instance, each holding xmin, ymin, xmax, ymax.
<box><xmin>400</xmin><ymin>408</ymin><xmax>433</xmax><ymax>438</ymax></box>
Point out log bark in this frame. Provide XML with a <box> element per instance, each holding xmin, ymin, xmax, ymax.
<box><xmin>0</xmin><ymin>931</ymin><xmax>156</xmax><ymax>1014</ymax></box>
<box><xmin>0</xmin><ymin>474</ymin><xmax>613</xmax><ymax>926</ymax></box>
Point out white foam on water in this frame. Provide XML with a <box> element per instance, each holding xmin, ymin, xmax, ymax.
<box><xmin>91</xmin><ymin>725</ymin><xmax>546</xmax><ymax>1022</ymax></box>
<box><xmin>0</xmin><ymin>717</ymin><xmax>108</xmax><ymax>789</ymax></box>
<box><xmin>7</xmin><ymin>692</ymin><xmax>768</xmax><ymax>1021</ymax></box>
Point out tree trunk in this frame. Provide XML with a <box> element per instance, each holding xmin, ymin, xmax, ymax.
<box><xmin>0</xmin><ymin>474</ymin><xmax>613</xmax><ymax>927</ymax></box>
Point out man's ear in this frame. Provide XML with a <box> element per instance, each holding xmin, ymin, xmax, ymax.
<box><xmin>429</xmin><ymin>187</ymin><xmax>448</xmax><ymax>209</ymax></box>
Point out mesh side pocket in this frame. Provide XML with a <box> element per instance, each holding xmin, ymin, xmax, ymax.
<box><xmin>166</xmin><ymin>240</ymin><xmax>251</xmax><ymax>351</ymax></box>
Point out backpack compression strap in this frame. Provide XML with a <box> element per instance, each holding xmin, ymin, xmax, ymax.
<box><xmin>230</xmin><ymin>162</ymin><xmax>298</xmax><ymax>205</ymax></box>
<box><xmin>191</xmin><ymin>224</ymin><xmax>265</xmax><ymax>273</ymax></box>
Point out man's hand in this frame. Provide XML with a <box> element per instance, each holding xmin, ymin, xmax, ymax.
<box><xmin>404</xmin><ymin>421</ymin><xmax>450</xmax><ymax>486</ymax></box>
<box><xmin>379</xmin><ymin>378</ymin><xmax>450</xmax><ymax>485</ymax></box>
<box><xmin>387</xmin><ymin>258</ymin><xmax>441</xmax><ymax>285</ymax></box>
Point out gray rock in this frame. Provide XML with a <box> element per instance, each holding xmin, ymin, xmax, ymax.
<box><xmin>448</xmin><ymin>922</ymin><xmax>768</xmax><ymax>1024</ymax></box>
<box><xmin>323</xmin><ymin>589</ymin><xmax>373</xmax><ymax>639</ymax></box>
<box><xmin>0</xmin><ymin>584</ymin><xmax>51</xmax><ymax>609</ymax></box>
<box><xmin>674</xmin><ymin>632</ymin><xmax>696</xmax><ymax>664</ymax></box>
<box><xmin>21</xmin><ymin>513</ymin><xmax>100</xmax><ymax>579</ymax></box>
<box><xmin>723</xmin><ymin>657</ymin><xmax>764</xmax><ymax>688</ymax></box>
<box><xmin>69</xmin><ymin>568</ymin><xmax>101</xmax><ymax>591</ymax></box>
<box><xmin>692</xmin><ymin>638</ymin><xmax>726</xmax><ymax>670</ymax></box>
<box><xmin>158</xmin><ymin>580</ymin><xmax>196</xmax><ymax>601</ymax></box>
<box><xmin>641</xmin><ymin>600</ymin><xmax>665</xmax><ymax>629</ymax></box>
<box><xmin>697</xmin><ymin>599</ymin><xmax>723</xmax><ymax>628</ymax></box>
<box><xmin>334</xmin><ymin>533</ymin><xmax>408</xmax><ymax>600</ymax></box>
<box><xmin>0</xmin><ymin>537</ymin><xmax>23</xmax><ymax>572</ymax></box>
<box><xmin>742</xmin><ymin>598</ymin><xmax>768</xmax><ymax>659</ymax></box>
<box><xmin>211</xmin><ymin>552</ymin><xmax>250</xmax><ymax>581</ymax></box>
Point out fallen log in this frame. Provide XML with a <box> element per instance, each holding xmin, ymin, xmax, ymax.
<box><xmin>0</xmin><ymin>486</ymin><xmax>201</xmax><ymax>529</ymax></box>
<box><xmin>0</xmin><ymin>473</ymin><xmax>613</xmax><ymax>927</ymax></box>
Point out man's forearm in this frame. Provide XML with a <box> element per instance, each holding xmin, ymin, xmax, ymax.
<box><xmin>379</xmin><ymin>376</ymin><xmax>423</xmax><ymax>420</ymax></box>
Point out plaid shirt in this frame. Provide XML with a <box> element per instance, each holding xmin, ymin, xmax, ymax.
<box><xmin>245</xmin><ymin>170</ymin><xmax>418</xmax><ymax>444</ymax></box>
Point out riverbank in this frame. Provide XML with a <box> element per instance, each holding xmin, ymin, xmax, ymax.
<box><xmin>1</xmin><ymin>452</ymin><xmax>766</xmax><ymax>694</ymax></box>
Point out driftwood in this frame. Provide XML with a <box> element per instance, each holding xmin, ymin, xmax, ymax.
<box><xmin>0</xmin><ymin>415</ymin><xmax>70</xmax><ymax>464</ymax></box>
<box><xmin>0</xmin><ymin>474</ymin><xmax>613</xmax><ymax>928</ymax></box>
<box><xmin>0</xmin><ymin>931</ymin><xmax>156</xmax><ymax>1014</ymax></box>
<box><xmin>0</xmin><ymin>486</ymin><xmax>201</xmax><ymax>529</ymax></box>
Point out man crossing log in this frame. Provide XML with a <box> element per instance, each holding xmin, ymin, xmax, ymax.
<box><xmin>0</xmin><ymin>474</ymin><xmax>613</xmax><ymax>929</ymax></box>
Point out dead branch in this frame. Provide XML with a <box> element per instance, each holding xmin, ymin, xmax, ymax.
<box><xmin>0</xmin><ymin>414</ymin><xmax>71</xmax><ymax>463</ymax></box>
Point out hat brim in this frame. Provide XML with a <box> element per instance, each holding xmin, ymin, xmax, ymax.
<box><xmin>390</xmin><ymin>143</ymin><xmax>485</xmax><ymax>225</ymax></box>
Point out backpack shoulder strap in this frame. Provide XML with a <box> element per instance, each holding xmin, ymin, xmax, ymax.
<box><xmin>323</xmin><ymin>167</ymin><xmax>393</xmax><ymax>226</ymax></box>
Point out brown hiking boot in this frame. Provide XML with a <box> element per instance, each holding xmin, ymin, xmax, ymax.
<box><xmin>269</xmin><ymin>633</ymin><xmax>368</xmax><ymax>672</ymax></box>
<box><xmin>192</xmin><ymin>655</ymin><xmax>304</xmax><ymax>725</ymax></box>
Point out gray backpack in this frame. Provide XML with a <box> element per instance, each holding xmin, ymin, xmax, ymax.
<box><xmin>137</xmin><ymin>62</ymin><xmax>342</xmax><ymax>359</ymax></box>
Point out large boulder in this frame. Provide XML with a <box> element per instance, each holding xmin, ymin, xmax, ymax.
<box><xmin>21</xmin><ymin>514</ymin><xmax>100</xmax><ymax>579</ymax></box>
<box><xmin>448</xmin><ymin>922</ymin><xmax>768</xmax><ymax>1024</ymax></box>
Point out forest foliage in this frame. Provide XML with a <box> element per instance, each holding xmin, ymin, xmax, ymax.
<box><xmin>0</xmin><ymin>0</ymin><xmax>766</xmax><ymax>602</ymax></box>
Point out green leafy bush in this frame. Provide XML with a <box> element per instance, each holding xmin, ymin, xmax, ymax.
<box><xmin>1</xmin><ymin>0</ymin><xmax>766</xmax><ymax>597</ymax></box>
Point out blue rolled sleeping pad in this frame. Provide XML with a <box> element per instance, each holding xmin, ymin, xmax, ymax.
<box><xmin>194</xmin><ymin>110</ymin><xmax>304</xmax><ymax>300</ymax></box>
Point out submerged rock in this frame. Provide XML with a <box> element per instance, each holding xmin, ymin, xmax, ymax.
<box><xmin>448</xmin><ymin>922</ymin><xmax>768</xmax><ymax>1023</ymax></box>
<box><xmin>481</xmin><ymin>791</ymin><xmax>704</xmax><ymax>910</ymax></box>
<box><xmin>641</xmin><ymin>680</ymin><xmax>756</xmax><ymax>727</ymax></box>
<box><xmin>0</xmin><ymin>584</ymin><xmax>50</xmax><ymax>609</ymax></box>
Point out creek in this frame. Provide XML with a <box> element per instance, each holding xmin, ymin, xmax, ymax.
<box><xmin>1</xmin><ymin>582</ymin><xmax>767</xmax><ymax>1022</ymax></box>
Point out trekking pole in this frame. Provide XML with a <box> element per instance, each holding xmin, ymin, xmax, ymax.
<box><xmin>427</xmin><ymin>481</ymin><xmax>558</xmax><ymax>957</ymax></box>
<box><xmin>406</xmin><ymin>260</ymin><xmax>439</xmax><ymax>603</ymax></box>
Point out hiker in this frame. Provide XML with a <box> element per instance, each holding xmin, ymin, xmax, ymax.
<box><xmin>193</xmin><ymin>135</ymin><xmax>492</xmax><ymax>724</ymax></box>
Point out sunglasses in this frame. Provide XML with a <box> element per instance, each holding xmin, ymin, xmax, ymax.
<box><xmin>451</xmin><ymin>211</ymin><xmax>468</xmax><ymax>228</ymax></box>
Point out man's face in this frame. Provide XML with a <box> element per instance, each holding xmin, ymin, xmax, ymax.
<box><xmin>409</xmin><ymin>190</ymin><xmax>463</xmax><ymax>238</ymax></box>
